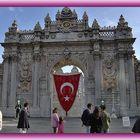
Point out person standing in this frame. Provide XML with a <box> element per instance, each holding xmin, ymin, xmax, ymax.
<box><xmin>52</xmin><ymin>107</ymin><xmax>59</xmax><ymax>133</ymax></box>
<box><xmin>89</xmin><ymin>106</ymin><xmax>102</xmax><ymax>133</ymax></box>
<box><xmin>100</xmin><ymin>105</ymin><xmax>111</xmax><ymax>133</ymax></box>
<box><xmin>81</xmin><ymin>103</ymin><xmax>92</xmax><ymax>133</ymax></box>
<box><xmin>15</xmin><ymin>100</ymin><xmax>22</xmax><ymax>118</ymax></box>
<box><xmin>17</xmin><ymin>102</ymin><xmax>30</xmax><ymax>133</ymax></box>
<box><xmin>58</xmin><ymin>116</ymin><xmax>64</xmax><ymax>133</ymax></box>
<box><xmin>132</xmin><ymin>117</ymin><xmax>140</xmax><ymax>133</ymax></box>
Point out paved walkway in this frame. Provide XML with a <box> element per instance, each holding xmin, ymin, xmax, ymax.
<box><xmin>0</xmin><ymin>117</ymin><xmax>136</xmax><ymax>133</ymax></box>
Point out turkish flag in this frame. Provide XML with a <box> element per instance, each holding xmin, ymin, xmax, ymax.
<box><xmin>53</xmin><ymin>73</ymin><xmax>81</xmax><ymax>114</ymax></box>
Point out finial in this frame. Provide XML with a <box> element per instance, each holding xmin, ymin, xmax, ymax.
<box><xmin>8</xmin><ymin>20</ymin><xmax>18</xmax><ymax>32</ymax></box>
<box><xmin>56</xmin><ymin>10</ymin><xmax>61</xmax><ymax>20</ymax></box>
<box><xmin>34</xmin><ymin>21</ymin><xmax>42</xmax><ymax>31</ymax></box>
<box><xmin>119</xmin><ymin>15</ymin><xmax>125</xmax><ymax>24</ymax></box>
<box><xmin>83</xmin><ymin>11</ymin><xmax>88</xmax><ymax>20</ymax></box>
<box><xmin>92</xmin><ymin>19</ymin><xmax>100</xmax><ymax>29</ymax></box>
<box><xmin>117</xmin><ymin>14</ymin><xmax>128</xmax><ymax>28</ymax></box>
<box><xmin>45</xmin><ymin>13</ymin><xmax>51</xmax><ymax>22</ymax></box>
<box><xmin>73</xmin><ymin>9</ymin><xmax>77</xmax><ymax>18</ymax></box>
<box><xmin>12</xmin><ymin>20</ymin><xmax>17</xmax><ymax>28</ymax></box>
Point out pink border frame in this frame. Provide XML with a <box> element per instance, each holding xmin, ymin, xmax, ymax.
<box><xmin>0</xmin><ymin>133</ymin><xmax>140</xmax><ymax>139</ymax></box>
<box><xmin>1</xmin><ymin>1</ymin><xmax>140</xmax><ymax>6</ymax></box>
<box><xmin>0</xmin><ymin>1</ymin><xmax>140</xmax><ymax>140</ymax></box>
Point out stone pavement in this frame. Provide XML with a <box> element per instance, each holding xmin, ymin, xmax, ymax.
<box><xmin>0</xmin><ymin>117</ymin><xmax>137</xmax><ymax>133</ymax></box>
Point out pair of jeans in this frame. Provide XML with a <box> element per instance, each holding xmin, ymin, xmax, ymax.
<box><xmin>85</xmin><ymin>126</ymin><xmax>90</xmax><ymax>133</ymax></box>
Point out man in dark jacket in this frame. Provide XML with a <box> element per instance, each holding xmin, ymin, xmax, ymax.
<box><xmin>81</xmin><ymin>103</ymin><xmax>92</xmax><ymax>133</ymax></box>
<box><xmin>132</xmin><ymin>117</ymin><xmax>140</xmax><ymax>133</ymax></box>
<box><xmin>17</xmin><ymin>102</ymin><xmax>30</xmax><ymax>133</ymax></box>
<box><xmin>15</xmin><ymin>100</ymin><xmax>22</xmax><ymax>118</ymax></box>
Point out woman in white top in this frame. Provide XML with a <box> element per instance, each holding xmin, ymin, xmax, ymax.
<box><xmin>52</xmin><ymin>107</ymin><xmax>59</xmax><ymax>133</ymax></box>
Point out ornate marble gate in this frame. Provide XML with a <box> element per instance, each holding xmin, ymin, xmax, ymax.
<box><xmin>0</xmin><ymin>7</ymin><xmax>140</xmax><ymax>117</ymax></box>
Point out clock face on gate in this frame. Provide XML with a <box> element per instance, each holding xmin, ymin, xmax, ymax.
<box><xmin>57</xmin><ymin>20</ymin><xmax>73</xmax><ymax>32</ymax></box>
<box><xmin>62</xmin><ymin>21</ymin><xmax>71</xmax><ymax>29</ymax></box>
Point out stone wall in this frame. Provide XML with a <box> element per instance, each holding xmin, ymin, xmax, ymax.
<box><xmin>0</xmin><ymin>7</ymin><xmax>139</xmax><ymax>117</ymax></box>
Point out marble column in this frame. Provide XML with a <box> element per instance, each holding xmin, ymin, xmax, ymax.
<box><xmin>33</xmin><ymin>45</ymin><xmax>40</xmax><ymax>108</ymax></box>
<box><xmin>1</xmin><ymin>55</ymin><xmax>9</xmax><ymax>108</ymax></box>
<box><xmin>118</xmin><ymin>53</ymin><xmax>127</xmax><ymax>116</ymax></box>
<box><xmin>9</xmin><ymin>54</ymin><xmax>18</xmax><ymax>108</ymax></box>
<box><xmin>128</xmin><ymin>54</ymin><xmax>137</xmax><ymax>109</ymax></box>
<box><xmin>86</xmin><ymin>53</ymin><xmax>95</xmax><ymax>105</ymax></box>
<box><xmin>94</xmin><ymin>53</ymin><xmax>102</xmax><ymax>105</ymax></box>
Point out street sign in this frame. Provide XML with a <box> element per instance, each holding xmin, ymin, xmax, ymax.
<box><xmin>122</xmin><ymin>116</ymin><xmax>130</xmax><ymax>127</ymax></box>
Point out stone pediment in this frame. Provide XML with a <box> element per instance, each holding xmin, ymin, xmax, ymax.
<box><xmin>55</xmin><ymin>7</ymin><xmax>78</xmax><ymax>33</ymax></box>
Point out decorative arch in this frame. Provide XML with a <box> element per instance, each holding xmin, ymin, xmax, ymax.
<box><xmin>47</xmin><ymin>54</ymin><xmax>87</xmax><ymax>117</ymax></box>
<box><xmin>48</xmin><ymin>55</ymin><xmax>87</xmax><ymax>76</ymax></box>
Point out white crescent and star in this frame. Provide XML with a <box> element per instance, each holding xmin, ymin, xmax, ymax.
<box><xmin>64</xmin><ymin>95</ymin><xmax>70</xmax><ymax>101</ymax></box>
<box><xmin>60</xmin><ymin>82</ymin><xmax>74</xmax><ymax>94</ymax></box>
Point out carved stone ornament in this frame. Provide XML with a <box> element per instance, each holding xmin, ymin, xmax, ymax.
<box><xmin>63</xmin><ymin>47</ymin><xmax>71</xmax><ymax>60</ymax></box>
<box><xmin>56</xmin><ymin>7</ymin><xmax>77</xmax><ymax>33</ymax></box>
<box><xmin>136</xmin><ymin>63</ymin><xmax>140</xmax><ymax>81</ymax></box>
<box><xmin>57</xmin><ymin>20</ymin><xmax>73</xmax><ymax>33</ymax></box>
<box><xmin>19</xmin><ymin>56</ymin><xmax>32</xmax><ymax>92</ymax></box>
<box><xmin>51</xmin><ymin>34</ymin><xmax>56</xmax><ymax>39</ymax></box>
<box><xmin>103</xmin><ymin>54</ymin><xmax>117</xmax><ymax>91</ymax></box>
<box><xmin>33</xmin><ymin>53</ymin><xmax>41</xmax><ymax>62</ymax></box>
<box><xmin>77</xmin><ymin>33</ymin><xmax>83</xmax><ymax>38</ymax></box>
<box><xmin>11</xmin><ymin>54</ymin><xmax>18</xmax><ymax>62</ymax></box>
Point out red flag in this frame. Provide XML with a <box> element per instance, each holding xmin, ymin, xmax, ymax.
<box><xmin>53</xmin><ymin>73</ymin><xmax>81</xmax><ymax>114</ymax></box>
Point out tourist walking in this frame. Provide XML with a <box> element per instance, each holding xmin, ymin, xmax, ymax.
<box><xmin>100</xmin><ymin>105</ymin><xmax>111</xmax><ymax>133</ymax></box>
<box><xmin>17</xmin><ymin>102</ymin><xmax>30</xmax><ymax>133</ymax></box>
<box><xmin>81</xmin><ymin>103</ymin><xmax>92</xmax><ymax>133</ymax></box>
<box><xmin>52</xmin><ymin>107</ymin><xmax>59</xmax><ymax>133</ymax></box>
<box><xmin>15</xmin><ymin>100</ymin><xmax>22</xmax><ymax>118</ymax></box>
<box><xmin>89</xmin><ymin>106</ymin><xmax>102</xmax><ymax>133</ymax></box>
<box><xmin>58</xmin><ymin>116</ymin><xmax>64</xmax><ymax>133</ymax></box>
<box><xmin>132</xmin><ymin>117</ymin><xmax>140</xmax><ymax>133</ymax></box>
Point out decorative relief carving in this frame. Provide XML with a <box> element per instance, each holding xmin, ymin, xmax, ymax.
<box><xmin>18</xmin><ymin>54</ymin><xmax>32</xmax><ymax>93</ymax></box>
<box><xmin>135</xmin><ymin>62</ymin><xmax>140</xmax><ymax>82</ymax></box>
<box><xmin>57</xmin><ymin>20</ymin><xmax>77</xmax><ymax>33</ymax></box>
<box><xmin>33</xmin><ymin>53</ymin><xmax>41</xmax><ymax>62</ymax></box>
<box><xmin>2</xmin><ymin>54</ymin><xmax>10</xmax><ymax>63</ymax></box>
<box><xmin>51</xmin><ymin>34</ymin><xmax>56</xmax><ymax>39</ymax></box>
<box><xmin>94</xmin><ymin>42</ymin><xmax>100</xmax><ymax>52</ymax></box>
<box><xmin>11</xmin><ymin>54</ymin><xmax>18</xmax><ymax>62</ymax></box>
<box><xmin>103</xmin><ymin>54</ymin><xmax>117</xmax><ymax>91</ymax></box>
<box><xmin>56</xmin><ymin>7</ymin><xmax>78</xmax><ymax>33</ymax></box>
<box><xmin>87</xmin><ymin>75</ymin><xmax>95</xmax><ymax>90</ymax></box>
<box><xmin>63</xmin><ymin>47</ymin><xmax>71</xmax><ymax>60</ymax></box>
<box><xmin>77</xmin><ymin>33</ymin><xmax>83</xmax><ymax>38</ymax></box>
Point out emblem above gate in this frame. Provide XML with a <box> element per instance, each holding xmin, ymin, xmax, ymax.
<box><xmin>56</xmin><ymin>7</ymin><xmax>78</xmax><ymax>32</ymax></box>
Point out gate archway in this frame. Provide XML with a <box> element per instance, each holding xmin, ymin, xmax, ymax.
<box><xmin>49</xmin><ymin>57</ymin><xmax>86</xmax><ymax>117</ymax></box>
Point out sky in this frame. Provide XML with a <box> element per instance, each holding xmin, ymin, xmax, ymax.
<box><xmin>0</xmin><ymin>7</ymin><xmax>140</xmax><ymax>73</ymax></box>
